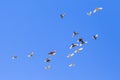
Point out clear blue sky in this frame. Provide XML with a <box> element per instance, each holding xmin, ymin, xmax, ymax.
<box><xmin>0</xmin><ymin>0</ymin><xmax>120</xmax><ymax>80</ymax></box>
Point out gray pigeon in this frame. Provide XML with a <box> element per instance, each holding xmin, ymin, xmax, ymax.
<box><xmin>60</xmin><ymin>13</ymin><xmax>65</xmax><ymax>19</ymax></box>
<box><xmin>12</xmin><ymin>55</ymin><xmax>17</xmax><ymax>59</ymax></box>
<box><xmin>72</xmin><ymin>32</ymin><xmax>79</xmax><ymax>38</ymax></box>
<box><xmin>28</xmin><ymin>52</ymin><xmax>34</xmax><ymax>58</ymax></box>
<box><xmin>92</xmin><ymin>34</ymin><xmax>98</xmax><ymax>40</ymax></box>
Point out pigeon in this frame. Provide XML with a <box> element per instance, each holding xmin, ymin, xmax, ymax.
<box><xmin>44</xmin><ymin>58</ymin><xmax>51</xmax><ymax>63</ymax></box>
<box><xmin>27</xmin><ymin>52</ymin><xmax>34</xmax><ymax>58</ymax></box>
<box><xmin>77</xmin><ymin>38</ymin><xmax>87</xmax><ymax>46</ymax></box>
<box><xmin>77</xmin><ymin>38</ymin><xmax>85</xmax><ymax>44</ymax></box>
<box><xmin>48</xmin><ymin>50</ymin><xmax>56</xmax><ymax>56</ymax></box>
<box><xmin>67</xmin><ymin>53</ymin><xmax>74</xmax><ymax>58</ymax></box>
<box><xmin>12</xmin><ymin>55</ymin><xmax>17</xmax><ymax>59</ymax></box>
<box><xmin>74</xmin><ymin>48</ymin><xmax>83</xmax><ymax>53</ymax></box>
<box><xmin>79</xmin><ymin>41</ymin><xmax>88</xmax><ymax>46</ymax></box>
<box><xmin>69</xmin><ymin>63</ymin><xmax>75</xmax><ymax>67</ymax></box>
<box><xmin>87</xmin><ymin>11</ymin><xmax>92</xmax><ymax>16</ymax></box>
<box><xmin>45</xmin><ymin>65</ymin><xmax>51</xmax><ymax>70</ymax></box>
<box><xmin>60</xmin><ymin>13</ymin><xmax>65</xmax><ymax>19</ymax></box>
<box><xmin>92</xmin><ymin>34</ymin><xmax>98</xmax><ymax>40</ymax></box>
<box><xmin>77</xmin><ymin>38</ymin><xmax>83</xmax><ymax>42</ymax></box>
<box><xmin>93</xmin><ymin>7</ymin><xmax>103</xmax><ymax>13</ymax></box>
<box><xmin>69</xmin><ymin>43</ymin><xmax>78</xmax><ymax>49</ymax></box>
<box><xmin>72</xmin><ymin>32</ymin><xmax>79</xmax><ymax>38</ymax></box>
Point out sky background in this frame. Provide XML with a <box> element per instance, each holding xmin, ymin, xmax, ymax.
<box><xmin>0</xmin><ymin>0</ymin><xmax>120</xmax><ymax>80</ymax></box>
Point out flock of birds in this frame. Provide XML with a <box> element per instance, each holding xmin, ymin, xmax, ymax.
<box><xmin>11</xmin><ymin>7</ymin><xmax>102</xmax><ymax>70</ymax></box>
<box><xmin>59</xmin><ymin>7</ymin><xmax>102</xmax><ymax>68</ymax></box>
<box><xmin>60</xmin><ymin>7</ymin><xmax>103</xmax><ymax>18</ymax></box>
<box><xmin>12</xmin><ymin>31</ymin><xmax>98</xmax><ymax>70</ymax></box>
<box><xmin>67</xmin><ymin>32</ymin><xmax>98</xmax><ymax>67</ymax></box>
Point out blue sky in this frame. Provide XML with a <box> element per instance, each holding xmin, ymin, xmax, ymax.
<box><xmin>0</xmin><ymin>0</ymin><xmax>120</xmax><ymax>80</ymax></box>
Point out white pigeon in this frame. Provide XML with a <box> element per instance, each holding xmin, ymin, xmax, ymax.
<box><xmin>92</xmin><ymin>34</ymin><xmax>98</xmax><ymax>40</ymax></box>
<box><xmin>45</xmin><ymin>65</ymin><xmax>51</xmax><ymax>70</ymax></box>
<box><xmin>87</xmin><ymin>11</ymin><xmax>92</xmax><ymax>16</ymax></box>
<box><xmin>67</xmin><ymin>53</ymin><xmax>74</xmax><ymax>58</ymax></box>
<box><xmin>74</xmin><ymin>48</ymin><xmax>83</xmax><ymax>53</ymax></box>
<box><xmin>93</xmin><ymin>7</ymin><xmax>103</xmax><ymax>13</ymax></box>
<box><xmin>12</xmin><ymin>55</ymin><xmax>17</xmax><ymax>59</ymax></box>
<box><xmin>69</xmin><ymin>63</ymin><xmax>75</xmax><ymax>67</ymax></box>
<box><xmin>27</xmin><ymin>52</ymin><xmax>34</xmax><ymax>58</ymax></box>
<box><xmin>69</xmin><ymin>43</ymin><xmax>79</xmax><ymax>49</ymax></box>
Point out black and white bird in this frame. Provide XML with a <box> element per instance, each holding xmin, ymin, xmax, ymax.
<box><xmin>60</xmin><ymin>13</ymin><xmax>65</xmax><ymax>19</ymax></box>
<box><xmin>12</xmin><ymin>55</ymin><xmax>17</xmax><ymax>59</ymax></box>
<box><xmin>44</xmin><ymin>58</ymin><xmax>51</xmax><ymax>63</ymax></box>
<box><xmin>28</xmin><ymin>52</ymin><xmax>34</xmax><ymax>58</ymax></box>
<box><xmin>48</xmin><ymin>50</ymin><xmax>56</xmax><ymax>56</ymax></box>
<box><xmin>92</xmin><ymin>34</ymin><xmax>98</xmax><ymax>40</ymax></box>
<box><xmin>72</xmin><ymin>32</ymin><xmax>79</xmax><ymax>38</ymax></box>
<box><xmin>77</xmin><ymin>38</ymin><xmax>87</xmax><ymax>46</ymax></box>
<box><xmin>69</xmin><ymin>43</ymin><xmax>78</xmax><ymax>49</ymax></box>
<box><xmin>77</xmin><ymin>38</ymin><xmax>85</xmax><ymax>44</ymax></box>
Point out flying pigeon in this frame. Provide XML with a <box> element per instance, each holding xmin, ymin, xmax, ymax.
<box><xmin>45</xmin><ymin>65</ymin><xmax>51</xmax><ymax>70</ymax></box>
<box><xmin>48</xmin><ymin>50</ymin><xmax>56</xmax><ymax>56</ymax></box>
<box><xmin>87</xmin><ymin>11</ymin><xmax>92</xmax><ymax>16</ymax></box>
<box><xmin>12</xmin><ymin>55</ymin><xmax>17</xmax><ymax>59</ymax></box>
<box><xmin>69</xmin><ymin>43</ymin><xmax>78</xmax><ymax>49</ymax></box>
<box><xmin>28</xmin><ymin>52</ymin><xmax>34</xmax><ymax>58</ymax></box>
<box><xmin>93</xmin><ymin>7</ymin><xmax>103</xmax><ymax>13</ymax></box>
<box><xmin>44</xmin><ymin>58</ymin><xmax>51</xmax><ymax>63</ymax></box>
<box><xmin>60</xmin><ymin>13</ymin><xmax>65</xmax><ymax>19</ymax></box>
<box><xmin>77</xmin><ymin>38</ymin><xmax>87</xmax><ymax>46</ymax></box>
<box><xmin>69</xmin><ymin>63</ymin><xmax>75</xmax><ymax>67</ymax></box>
<box><xmin>77</xmin><ymin>38</ymin><xmax>85</xmax><ymax>44</ymax></box>
<box><xmin>92</xmin><ymin>34</ymin><xmax>98</xmax><ymax>40</ymax></box>
<box><xmin>74</xmin><ymin>48</ymin><xmax>83</xmax><ymax>53</ymax></box>
<box><xmin>67</xmin><ymin>53</ymin><xmax>74</xmax><ymax>58</ymax></box>
<box><xmin>72</xmin><ymin>32</ymin><xmax>79</xmax><ymax>38</ymax></box>
<box><xmin>79</xmin><ymin>41</ymin><xmax>88</xmax><ymax>46</ymax></box>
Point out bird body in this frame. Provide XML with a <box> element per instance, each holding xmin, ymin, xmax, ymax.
<box><xmin>12</xmin><ymin>55</ymin><xmax>17</xmax><ymax>59</ymax></box>
<box><xmin>60</xmin><ymin>13</ymin><xmax>65</xmax><ymax>19</ymax></box>
<box><xmin>69</xmin><ymin>43</ymin><xmax>78</xmax><ymax>49</ymax></box>
<box><xmin>93</xmin><ymin>7</ymin><xmax>103</xmax><ymax>13</ymax></box>
<box><xmin>48</xmin><ymin>50</ymin><xmax>56</xmax><ymax>56</ymax></box>
<box><xmin>44</xmin><ymin>58</ymin><xmax>51</xmax><ymax>63</ymax></box>
<box><xmin>72</xmin><ymin>32</ymin><xmax>79</xmax><ymax>38</ymax></box>
<box><xmin>67</xmin><ymin>53</ymin><xmax>74</xmax><ymax>58</ymax></box>
<box><xmin>87</xmin><ymin>11</ymin><xmax>92</xmax><ymax>16</ymax></box>
<box><xmin>74</xmin><ymin>48</ymin><xmax>83</xmax><ymax>53</ymax></box>
<box><xmin>69</xmin><ymin>63</ymin><xmax>75</xmax><ymax>67</ymax></box>
<box><xmin>28</xmin><ymin>52</ymin><xmax>34</xmax><ymax>58</ymax></box>
<box><xmin>92</xmin><ymin>34</ymin><xmax>98</xmax><ymax>40</ymax></box>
